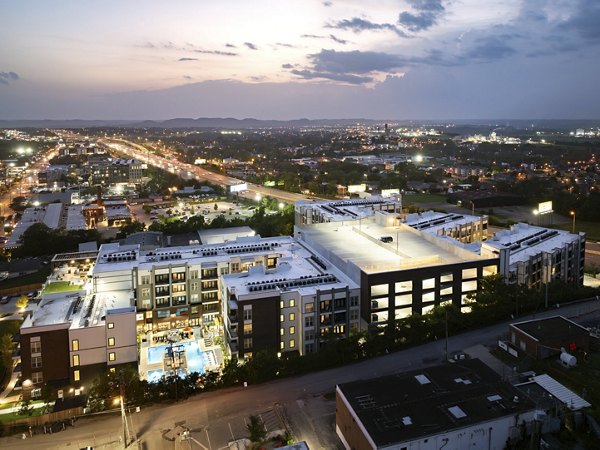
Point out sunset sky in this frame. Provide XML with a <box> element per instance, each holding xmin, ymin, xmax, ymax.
<box><xmin>1</xmin><ymin>0</ymin><xmax>599</xmax><ymax>120</ymax></box>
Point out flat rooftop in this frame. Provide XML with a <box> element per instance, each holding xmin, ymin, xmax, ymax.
<box><xmin>298</xmin><ymin>222</ymin><xmax>483</xmax><ymax>274</ymax></box>
<box><xmin>510</xmin><ymin>315</ymin><xmax>589</xmax><ymax>342</ymax></box>
<box><xmin>296</xmin><ymin>196</ymin><xmax>401</xmax><ymax>222</ymax></box>
<box><xmin>222</xmin><ymin>243</ymin><xmax>358</xmax><ymax>297</ymax></box>
<box><xmin>404</xmin><ymin>211</ymin><xmax>484</xmax><ymax>235</ymax></box>
<box><xmin>483</xmin><ymin>223</ymin><xmax>581</xmax><ymax>264</ymax></box>
<box><xmin>338</xmin><ymin>359</ymin><xmax>535</xmax><ymax>448</ymax></box>
<box><xmin>198</xmin><ymin>226</ymin><xmax>255</xmax><ymax>245</ymax></box>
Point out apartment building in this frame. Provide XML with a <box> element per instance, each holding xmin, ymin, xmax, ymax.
<box><xmin>89</xmin><ymin>158</ymin><xmax>145</xmax><ymax>186</ymax></box>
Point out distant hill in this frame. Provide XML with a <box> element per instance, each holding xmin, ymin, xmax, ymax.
<box><xmin>1</xmin><ymin>117</ymin><xmax>599</xmax><ymax>130</ymax></box>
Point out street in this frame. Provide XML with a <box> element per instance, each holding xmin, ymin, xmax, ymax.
<box><xmin>2</xmin><ymin>299</ymin><xmax>599</xmax><ymax>449</ymax></box>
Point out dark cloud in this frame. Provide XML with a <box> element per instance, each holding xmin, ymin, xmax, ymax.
<box><xmin>276</xmin><ymin>42</ymin><xmax>295</xmax><ymax>48</ymax></box>
<box><xmin>322</xmin><ymin>1</ymin><xmax>332</xmax><ymax>6</ymax></box>
<box><xmin>464</xmin><ymin>36</ymin><xmax>516</xmax><ymax>61</ymax></box>
<box><xmin>0</xmin><ymin>71</ymin><xmax>19</xmax><ymax>85</ymax></box>
<box><xmin>194</xmin><ymin>49</ymin><xmax>238</xmax><ymax>56</ymax></box>
<box><xmin>183</xmin><ymin>75</ymin><xmax>193</xmax><ymax>80</ymax></box>
<box><xmin>178</xmin><ymin>57</ymin><xmax>198</xmax><ymax>62</ymax></box>
<box><xmin>290</xmin><ymin>69</ymin><xmax>372</xmax><ymax>84</ymax></box>
<box><xmin>309</xmin><ymin>49</ymin><xmax>407</xmax><ymax>74</ymax></box>
<box><xmin>329</xmin><ymin>34</ymin><xmax>348</xmax><ymax>45</ymax></box>
<box><xmin>300</xmin><ymin>34</ymin><xmax>348</xmax><ymax>44</ymax></box>
<box><xmin>225</xmin><ymin>43</ymin><xmax>237</xmax><ymax>48</ymax></box>
<box><xmin>561</xmin><ymin>0</ymin><xmax>600</xmax><ymax>41</ymax></box>
<box><xmin>398</xmin><ymin>0</ymin><xmax>445</xmax><ymax>32</ymax></box>
<box><xmin>244</xmin><ymin>42</ymin><xmax>258</xmax><ymax>50</ymax></box>
<box><xmin>326</xmin><ymin>17</ymin><xmax>407</xmax><ymax>38</ymax></box>
<box><xmin>281</xmin><ymin>63</ymin><xmax>295</xmax><ymax>69</ymax></box>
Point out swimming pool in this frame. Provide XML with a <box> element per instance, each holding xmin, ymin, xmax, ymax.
<box><xmin>147</xmin><ymin>369</ymin><xmax>163</xmax><ymax>383</ymax></box>
<box><xmin>146</xmin><ymin>341</ymin><xmax>215</xmax><ymax>380</ymax></box>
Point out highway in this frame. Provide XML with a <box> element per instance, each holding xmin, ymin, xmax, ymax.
<box><xmin>102</xmin><ymin>138</ymin><xmax>315</xmax><ymax>205</ymax></box>
<box><xmin>2</xmin><ymin>299</ymin><xmax>599</xmax><ymax>449</ymax></box>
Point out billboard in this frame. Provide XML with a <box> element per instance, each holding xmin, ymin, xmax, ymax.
<box><xmin>381</xmin><ymin>188</ymin><xmax>400</xmax><ymax>198</ymax></box>
<box><xmin>538</xmin><ymin>201</ymin><xmax>553</xmax><ymax>215</ymax></box>
<box><xmin>348</xmin><ymin>184</ymin><xmax>367</xmax><ymax>194</ymax></box>
<box><xmin>263</xmin><ymin>181</ymin><xmax>276</xmax><ymax>187</ymax></box>
<box><xmin>230</xmin><ymin>183</ymin><xmax>248</xmax><ymax>193</ymax></box>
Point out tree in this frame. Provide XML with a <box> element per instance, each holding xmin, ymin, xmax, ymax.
<box><xmin>0</xmin><ymin>334</ymin><xmax>13</xmax><ymax>377</ymax></box>
<box><xmin>10</xmin><ymin>196</ymin><xmax>27</xmax><ymax>212</ymax></box>
<box><xmin>18</xmin><ymin>400</ymin><xmax>34</xmax><ymax>416</ymax></box>
<box><xmin>16</xmin><ymin>295</ymin><xmax>28</xmax><ymax>309</ymax></box>
<box><xmin>246</xmin><ymin>415</ymin><xmax>267</xmax><ymax>446</ymax></box>
<box><xmin>116</xmin><ymin>220</ymin><xmax>146</xmax><ymax>238</ymax></box>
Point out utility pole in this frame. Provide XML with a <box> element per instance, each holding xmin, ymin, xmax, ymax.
<box><xmin>444</xmin><ymin>307</ymin><xmax>449</xmax><ymax>361</ymax></box>
<box><xmin>120</xmin><ymin>371</ymin><xmax>131</xmax><ymax>448</ymax></box>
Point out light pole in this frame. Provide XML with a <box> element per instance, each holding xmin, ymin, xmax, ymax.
<box><xmin>570</xmin><ymin>210</ymin><xmax>576</xmax><ymax>233</ymax></box>
<box><xmin>532</xmin><ymin>209</ymin><xmax>539</xmax><ymax>226</ymax></box>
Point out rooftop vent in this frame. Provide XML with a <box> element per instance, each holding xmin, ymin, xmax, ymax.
<box><xmin>402</xmin><ymin>416</ymin><xmax>412</xmax><ymax>426</ymax></box>
<box><xmin>414</xmin><ymin>374</ymin><xmax>431</xmax><ymax>385</ymax></box>
<box><xmin>448</xmin><ymin>405</ymin><xmax>467</xmax><ymax>419</ymax></box>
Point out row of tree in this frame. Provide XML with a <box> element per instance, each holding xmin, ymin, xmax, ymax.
<box><xmin>87</xmin><ymin>276</ymin><xmax>598</xmax><ymax>411</ymax></box>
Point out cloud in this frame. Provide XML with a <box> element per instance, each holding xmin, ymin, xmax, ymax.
<box><xmin>225</xmin><ymin>43</ymin><xmax>237</xmax><ymax>48</ymax></box>
<box><xmin>194</xmin><ymin>49</ymin><xmax>238</xmax><ymax>56</ymax></box>
<box><xmin>398</xmin><ymin>0</ymin><xmax>445</xmax><ymax>32</ymax></box>
<box><xmin>276</xmin><ymin>42</ymin><xmax>295</xmax><ymax>48</ymax></box>
<box><xmin>561</xmin><ymin>0</ymin><xmax>600</xmax><ymax>42</ymax></box>
<box><xmin>301</xmin><ymin>34</ymin><xmax>349</xmax><ymax>44</ymax></box>
<box><xmin>183</xmin><ymin>75</ymin><xmax>193</xmax><ymax>80</ymax></box>
<box><xmin>464</xmin><ymin>36</ymin><xmax>516</xmax><ymax>61</ymax></box>
<box><xmin>326</xmin><ymin>17</ymin><xmax>407</xmax><ymax>38</ymax></box>
<box><xmin>244</xmin><ymin>42</ymin><xmax>258</xmax><ymax>50</ymax></box>
<box><xmin>0</xmin><ymin>71</ymin><xmax>19</xmax><ymax>85</ymax></box>
<box><xmin>309</xmin><ymin>49</ymin><xmax>407</xmax><ymax>74</ymax></box>
<box><xmin>281</xmin><ymin>63</ymin><xmax>295</xmax><ymax>69</ymax></box>
<box><xmin>322</xmin><ymin>1</ymin><xmax>332</xmax><ymax>6</ymax></box>
<box><xmin>178</xmin><ymin>57</ymin><xmax>198</xmax><ymax>62</ymax></box>
<box><xmin>290</xmin><ymin>69</ymin><xmax>373</xmax><ymax>84</ymax></box>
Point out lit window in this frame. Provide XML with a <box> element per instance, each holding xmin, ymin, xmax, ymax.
<box><xmin>108</xmin><ymin>337</ymin><xmax>115</xmax><ymax>347</ymax></box>
<box><xmin>72</xmin><ymin>339</ymin><xmax>79</xmax><ymax>351</ymax></box>
<box><xmin>31</xmin><ymin>356</ymin><xmax>42</xmax><ymax>369</ymax></box>
<box><xmin>289</xmin><ymin>326</ymin><xmax>295</xmax><ymax>335</ymax></box>
<box><xmin>280</xmin><ymin>314</ymin><xmax>284</xmax><ymax>322</ymax></box>
<box><xmin>280</xmin><ymin>300</ymin><xmax>284</xmax><ymax>309</ymax></box>
<box><xmin>289</xmin><ymin>313</ymin><xmax>295</xmax><ymax>321</ymax></box>
<box><xmin>289</xmin><ymin>299</ymin><xmax>295</xmax><ymax>307</ymax></box>
<box><xmin>73</xmin><ymin>355</ymin><xmax>80</xmax><ymax>366</ymax></box>
<box><xmin>243</xmin><ymin>323</ymin><xmax>252</xmax><ymax>335</ymax></box>
<box><xmin>107</xmin><ymin>322</ymin><xmax>114</xmax><ymax>329</ymax></box>
<box><xmin>32</xmin><ymin>372</ymin><xmax>43</xmax><ymax>384</ymax></box>
<box><xmin>109</xmin><ymin>352</ymin><xmax>116</xmax><ymax>361</ymax></box>
<box><xmin>305</xmin><ymin>302</ymin><xmax>314</xmax><ymax>313</ymax></box>
<box><xmin>289</xmin><ymin>339</ymin><xmax>295</xmax><ymax>349</ymax></box>
<box><xmin>74</xmin><ymin>370</ymin><xmax>80</xmax><ymax>381</ymax></box>
<box><xmin>280</xmin><ymin>341</ymin><xmax>285</xmax><ymax>350</ymax></box>
<box><xmin>280</xmin><ymin>328</ymin><xmax>284</xmax><ymax>336</ymax></box>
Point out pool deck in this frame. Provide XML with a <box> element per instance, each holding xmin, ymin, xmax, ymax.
<box><xmin>138</xmin><ymin>326</ymin><xmax>225</xmax><ymax>381</ymax></box>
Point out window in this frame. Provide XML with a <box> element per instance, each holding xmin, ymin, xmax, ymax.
<box><xmin>243</xmin><ymin>306</ymin><xmax>252</xmax><ymax>321</ymax></box>
<box><xmin>110</xmin><ymin>367</ymin><xmax>116</xmax><ymax>374</ymax></box>
<box><xmin>74</xmin><ymin>370</ymin><xmax>80</xmax><ymax>382</ymax></box>
<box><xmin>108</xmin><ymin>352</ymin><xmax>116</xmax><ymax>361</ymax></box>
<box><xmin>155</xmin><ymin>274</ymin><xmax>170</xmax><ymax>285</ymax></box>
<box><xmin>244</xmin><ymin>323</ymin><xmax>252</xmax><ymax>335</ymax></box>
<box><xmin>31</xmin><ymin>356</ymin><xmax>42</xmax><ymax>369</ymax></box>
<box><xmin>305</xmin><ymin>316</ymin><xmax>314</xmax><ymax>327</ymax></box>
<box><xmin>172</xmin><ymin>272</ymin><xmax>186</xmax><ymax>282</ymax></box>
<box><xmin>30</xmin><ymin>339</ymin><xmax>41</xmax><ymax>354</ymax></box>
<box><xmin>157</xmin><ymin>310</ymin><xmax>170</xmax><ymax>318</ymax></box>
<box><xmin>462</xmin><ymin>268</ymin><xmax>478</xmax><ymax>279</ymax></box>
<box><xmin>141</xmin><ymin>288</ymin><xmax>150</xmax><ymax>298</ymax></box>
<box><xmin>280</xmin><ymin>341</ymin><xmax>285</xmax><ymax>350</ymax></box>
<box><xmin>190</xmin><ymin>270</ymin><xmax>198</xmax><ymax>279</ymax></box>
<box><xmin>289</xmin><ymin>313</ymin><xmax>295</xmax><ymax>321</ymax></box>
<box><xmin>370</xmin><ymin>284</ymin><xmax>388</xmax><ymax>297</ymax></box>
<box><xmin>395</xmin><ymin>281</ymin><xmax>412</xmax><ymax>294</ymax></box>
<box><xmin>289</xmin><ymin>299</ymin><xmax>295</xmax><ymax>307</ymax></box>
<box><xmin>395</xmin><ymin>294</ymin><xmax>412</xmax><ymax>307</ymax></box>
<box><xmin>141</xmin><ymin>275</ymin><xmax>150</xmax><ymax>285</ymax></box>
<box><xmin>190</xmin><ymin>293</ymin><xmax>200</xmax><ymax>303</ymax></box>
<box><xmin>280</xmin><ymin>300</ymin><xmax>284</xmax><ymax>309</ymax></box>
<box><xmin>350</xmin><ymin>296</ymin><xmax>359</xmax><ymax>307</ymax></box>
<box><xmin>289</xmin><ymin>326</ymin><xmax>295</xmax><ymax>335</ymax></box>
<box><xmin>350</xmin><ymin>310</ymin><xmax>359</xmax><ymax>321</ymax></box>
<box><xmin>422</xmin><ymin>278</ymin><xmax>436</xmax><ymax>290</ymax></box>
<box><xmin>173</xmin><ymin>295</ymin><xmax>187</xmax><ymax>306</ymax></box>
<box><xmin>32</xmin><ymin>372</ymin><xmax>43</xmax><ymax>384</ymax></box>
<box><xmin>280</xmin><ymin>314</ymin><xmax>284</xmax><ymax>322</ymax></box>
<box><xmin>73</xmin><ymin>355</ymin><xmax>80</xmax><ymax>366</ymax></box>
<box><xmin>172</xmin><ymin>284</ymin><xmax>186</xmax><ymax>293</ymax></box>
<box><xmin>305</xmin><ymin>330</ymin><xmax>315</xmax><ymax>341</ymax></box>
<box><xmin>280</xmin><ymin>328</ymin><xmax>285</xmax><ymax>336</ymax></box>
<box><xmin>289</xmin><ymin>339</ymin><xmax>295</xmax><ymax>349</ymax></box>
<box><xmin>461</xmin><ymin>280</ymin><xmax>478</xmax><ymax>292</ymax></box>
<box><xmin>72</xmin><ymin>339</ymin><xmax>79</xmax><ymax>351</ymax></box>
<box><xmin>243</xmin><ymin>338</ymin><xmax>252</xmax><ymax>350</ymax></box>
<box><xmin>305</xmin><ymin>302</ymin><xmax>314</xmax><ymax>313</ymax></box>
<box><xmin>190</xmin><ymin>282</ymin><xmax>199</xmax><ymax>291</ymax></box>
<box><xmin>107</xmin><ymin>322</ymin><xmax>114</xmax><ymax>329</ymax></box>
<box><xmin>108</xmin><ymin>337</ymin><xmax>115</xmax><ymax>347</ymax></box>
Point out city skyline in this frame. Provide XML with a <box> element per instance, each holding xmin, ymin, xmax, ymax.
<box><xmin>1</xmin><ymin>0</ymin><xmax>600</xmax><ymax>120</ymax></box>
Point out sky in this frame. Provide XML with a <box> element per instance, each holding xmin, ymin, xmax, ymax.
<box><xmin>1</xmin><ymin>0</ymin><xmax>600</xmax><ymax>120</ymax></box>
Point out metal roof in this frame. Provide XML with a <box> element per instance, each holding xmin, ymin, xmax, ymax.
<box><xmin>532</xmin><ymin>374</ymin><xmax>591</xmax><ymax>411</ymax></box>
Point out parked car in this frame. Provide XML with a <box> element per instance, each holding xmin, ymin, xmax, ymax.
<box><xmin>0</xmin><ymin>296</ymin><xmax>9</xmax><ymax>304</ymax></box>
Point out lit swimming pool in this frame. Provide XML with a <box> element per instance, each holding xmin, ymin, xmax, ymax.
<box><xmin>147</xmin><ymin>369</ymin><xmax>163</xmax><ymax>383</ymax></box>
<box><xmin>146</xmin><ymin>341</ymin><xmax>215</xmax><ymax>380</ymax></box>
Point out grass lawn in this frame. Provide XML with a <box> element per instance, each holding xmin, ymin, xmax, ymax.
<box><xmin>42</xmin><ymin>281</ymin><xmax>81</xmax><ymax>294</ymax></box>
<box><xmin>551</xmin><ymin>220</ymin><xmax>600</xmax><ymax>242</ymax></box>
<box><xmin>0</xmin><ymin>266</ymin><xmax>51</xmax><ymax>290</ymax></box>
<box><xmin>402</xmin><ymin>193</ymin><xmax>447</xmax><ymax>204</ymax></box>
<box><xmin>0</xmin><ymin>401</ymin><xmax>47</xmax><ymax>423</ymax></box>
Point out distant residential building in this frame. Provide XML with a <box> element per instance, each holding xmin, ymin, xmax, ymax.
<box><xmin>89</xmin><ymin>158</ymin><xmax>145</xmax><ymax>186</ymax></box>
<box><xmin>481</xmin><ymin>223</ymin><xmax>585</xmax><ymax>287</ymax></box>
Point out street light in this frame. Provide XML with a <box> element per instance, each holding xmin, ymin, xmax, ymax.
<box><xmin>533</xmin><ymin>209</ymin><xmax>539</xmax><ymax>225</ymax></box>
<box><xmin>570</xmin><ymin>210</ymin><xmax>576</xmax><ymax>233</ymax></box>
